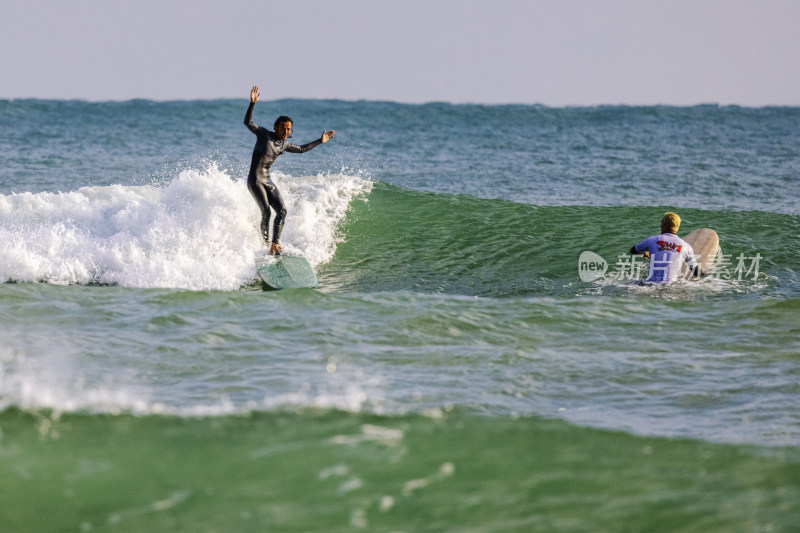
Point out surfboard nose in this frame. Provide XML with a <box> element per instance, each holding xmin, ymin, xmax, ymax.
<box><xmin>257</xmin><ymin>255</ymin><xmax>318</xmax><ymax>289</ymax></box>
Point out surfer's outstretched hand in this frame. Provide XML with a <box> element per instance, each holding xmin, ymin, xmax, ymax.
<box><xmin>321</xmin><ymin>130</ymin><xmax>335</xmax><ymax>143</ymax></box>
<box><xmin>250</xmin><ymin>86</ymin><xmax>260</xmax><ymax>103</ymax></box>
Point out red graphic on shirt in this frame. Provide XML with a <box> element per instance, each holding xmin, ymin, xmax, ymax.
<box><xmin>657</xmin><ymin>241</ymin><xmax>682</xmax><ymax>253</ymax></box>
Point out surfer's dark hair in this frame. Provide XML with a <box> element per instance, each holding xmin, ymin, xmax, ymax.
<box><xmin>274</xmin><ymin>115</ymin><xmax>293</xmax><ymax>130</ymax></box>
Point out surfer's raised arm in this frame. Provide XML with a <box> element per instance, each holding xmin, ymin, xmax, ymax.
<box><xmin>244</xmin><ymin>86</ymin><xmax>261</xmax><ymax>134</ymax></box>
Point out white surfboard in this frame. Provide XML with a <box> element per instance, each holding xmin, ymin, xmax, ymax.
<box><xmin>682</xmin><ymin>228</ymin><xmax>719</xmax><ymax>278</ymax></box>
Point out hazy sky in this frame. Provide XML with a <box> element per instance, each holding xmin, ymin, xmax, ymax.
<box><xmin>2</xmin><ymin>0</ymin><xmax>798</xmax><ymax>106</ymax></box>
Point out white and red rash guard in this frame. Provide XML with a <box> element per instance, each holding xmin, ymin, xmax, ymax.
<box><xmin>634</xmin><ymin>233</ymin><xmax>699</xmax><ymax>283</ymax></box>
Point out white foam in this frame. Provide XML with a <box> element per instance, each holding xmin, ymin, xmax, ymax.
<box><xmin>0</xmin><ymin>325</ymin><xmax>365</xmax><ymax>415</ymax></box>
<box><xmin>269</xmin><ymin>169</ymin><xmax>372</xmax><ymax>267</ymax></box>
<box><xmin>0</xmin><ymin>164</ymin><xmax>371</xmax><ymax>290</ymax></box>
<box><xmin>0</xmin><ymin>342</ymin><xmax>153</xmax><ymax>415</ymax></box>
<box><xmin>0</xmin><ymin>341</ymin><xmax>383</xmax><ymax>417</ymax></box>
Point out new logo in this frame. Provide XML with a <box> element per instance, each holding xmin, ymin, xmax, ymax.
<box><xmin>578</xmin><ymin>251</ymin><xmax>608</xmax><ymax>282</ymax></box>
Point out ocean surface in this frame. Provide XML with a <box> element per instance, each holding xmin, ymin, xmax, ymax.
<box><xmin>1</xmin><ymin>99</ymin><xmax>799</xmax><ymax>531</ymax></box>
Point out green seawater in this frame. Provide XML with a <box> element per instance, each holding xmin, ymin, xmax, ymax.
<box><xmin>2</xmin><ymin>408</ymin><xmax>798</xmax><ymax>533</ymax></box>
<box><xmin>324</xmin><ymin>183</ymin><xmax>798</xmax><ymax>297</ymax></box>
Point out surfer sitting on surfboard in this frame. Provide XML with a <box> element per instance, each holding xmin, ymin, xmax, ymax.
<box><xmin>630</xmin><ymin>212</ymin><xmax>701</xmax><ymax>282</ymax></box>
<box><xmin>244</xmin><ymin>86</ymin><xmax>334</xmax><ymax>255</ymax></box>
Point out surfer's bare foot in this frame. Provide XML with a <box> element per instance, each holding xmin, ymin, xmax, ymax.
<box><xmin>269</xmin><ymin>242</ymin><xmax>282</xmax><ymax>255</ymax></box>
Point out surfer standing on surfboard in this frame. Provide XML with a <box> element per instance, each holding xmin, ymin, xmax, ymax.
<box><xmin>244</xmin><ymin>85</ymin><xmax>334</xmax><ymax>255</ymax></box>
<box><xmin>630</xmin><ymin>212</ymin><xmax>701</xmax><ymax>282</ymax></box>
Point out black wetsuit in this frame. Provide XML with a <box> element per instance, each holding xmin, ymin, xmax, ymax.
<box><xmin>244</xmin><ymin>102</ymin><xmax>322</xmax><ymax>244</ymax></box>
